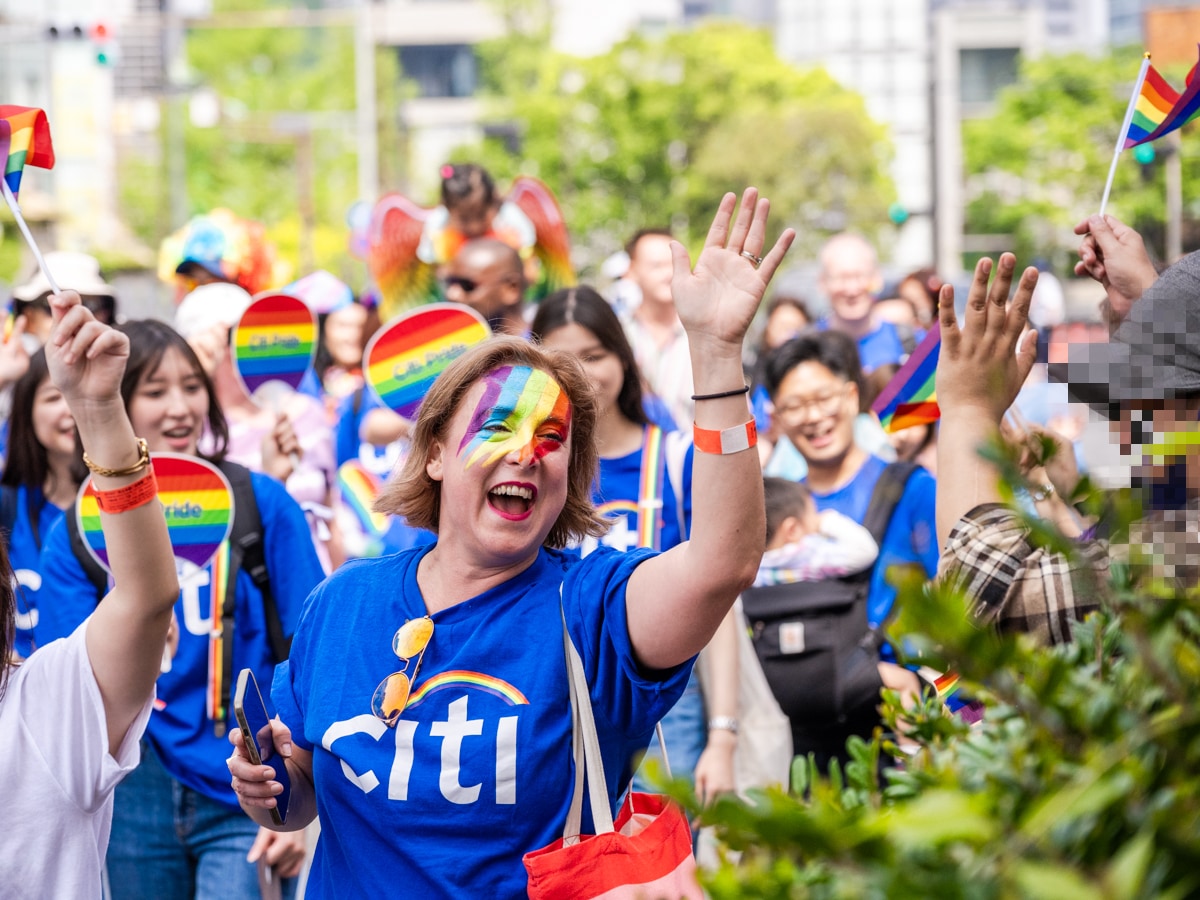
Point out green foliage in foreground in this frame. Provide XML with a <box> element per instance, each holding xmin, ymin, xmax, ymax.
<box><xmin>666</xmin><ymin>472</ymin><xmax>1200</xmax><ymax>897</ymax></box>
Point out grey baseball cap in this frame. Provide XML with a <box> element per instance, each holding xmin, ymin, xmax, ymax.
<box><xmin>1048</xmin><ymin>251</ymin><xmax>1200</xmax><ymax>410</ymax></box>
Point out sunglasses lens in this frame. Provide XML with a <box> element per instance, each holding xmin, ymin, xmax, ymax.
<box><xmin>372</xmin><ymin>672</ymin><xmax>412</xmax><ymax>725</ymax></box>
<box><xmin>393</xmin><ymin>617</ymin><xmax>434</xmax><ymax>658</ymax></box>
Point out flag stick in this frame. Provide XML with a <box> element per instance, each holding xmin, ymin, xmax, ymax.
<box><xmin>1</xmin><ymin>178</ymin><xmax>60</xmax><ymax>294</ymax></box>
<box><xmin>1100</xmin><ymin>53</ymin><xmax>1152</xmax><ymax>216</ymax></box>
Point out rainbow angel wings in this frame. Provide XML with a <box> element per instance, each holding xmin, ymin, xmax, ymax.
<box><xmin>364</xmin><ymin>176</ymin><xmax>576</xmax><ymax>322</ymax></box>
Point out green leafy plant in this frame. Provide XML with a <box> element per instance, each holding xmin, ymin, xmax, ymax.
<box><xmin>667</xmin><ymin>440</ymin><xmax>1200</xmax><ymax>898</ymax></box>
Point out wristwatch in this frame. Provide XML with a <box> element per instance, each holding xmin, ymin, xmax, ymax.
<box><xmin>707</xmin><ymin>716</ymin><xmax>739</xmax><ymax>735</ymax></box>
<box><xmin>1029</xmin><ymin>482</ymin><xmax>1055</xmax><ymax>503</ymax></box>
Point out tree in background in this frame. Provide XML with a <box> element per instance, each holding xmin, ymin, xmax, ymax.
<box><xmin>466</xmin><ymin>22</ymin><xmax>896</xmax><ymax>271</ymax></box>
<box><xmin>964</xmin><ymin>50</ymin><xmax>1200</xmax><ymax>273</ymax></box>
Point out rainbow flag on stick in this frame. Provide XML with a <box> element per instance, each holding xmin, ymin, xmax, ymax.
<box><xmin>1124</xmin><ymin>53</ymin><xmax>1200</xmax><ymax>148</ymax></box>
<box><xmin>0</xmin><ymin>105</ymin><xmax>55</xmax><ymax>200</ymax></box>
<box><xmin>872</xmin><ymin>323</ymin><xmax>940</xmax><ymax>433</ymax></box>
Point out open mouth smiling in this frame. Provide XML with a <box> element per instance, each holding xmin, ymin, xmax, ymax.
<box><xmin>488</xmin><ymin>482</ymin><xmax>537</xmax><ymax>520</ymax></box>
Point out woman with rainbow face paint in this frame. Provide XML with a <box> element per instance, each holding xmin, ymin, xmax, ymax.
<box><xmin>230</xmin><ymin>189</ymin><xmax>795</xmax><ymax>899</ymax></box>
<box><xmin>531</xmin><ymin>285</ymin><xmax>743</xmax><ymax>809</ymax></box>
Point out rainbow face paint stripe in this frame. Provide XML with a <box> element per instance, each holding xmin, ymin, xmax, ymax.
<box><xmin>232</xmin><ymin>293</ymin><xmax>317</xmax><ymax>400</ymax></box>
<box><xmin>458</xmin><ymin>366</ymin><xmax>571</xmax><ymax>469</ymax></box>
<box><xmin>364</xmin><ymin>304</ymin><xmax>491</xmax><ymax>420</ymax></box>
<box><xmin>76</xmin><ymin>454</ymin><xmax>234</xmax><ymax>572</ymax></box>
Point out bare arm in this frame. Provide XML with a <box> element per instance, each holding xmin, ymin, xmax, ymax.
<box><xmin>934</xmin><ymin>255</ymin><xmax>1039</xmax><ymax>548</ymax></box>
<box><xmin>692</xmin><ymin>607</ymin><xmax>739</xmax><ymax>804</ymax></box>
<box><xmin>45</xmin><ymin>292</ymin><xmax>180</xmax><ymax>753</ymax></box>
<box><xmin>626</xmin><ymin>189</ymin><xmax>795</xmax><ymax>670</ymax></box>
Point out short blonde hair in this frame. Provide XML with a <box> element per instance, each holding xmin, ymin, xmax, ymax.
<box><xmin>376</xmin><ymin>337</ymin><xmax>608</xmax><ymax>548</ymax></box>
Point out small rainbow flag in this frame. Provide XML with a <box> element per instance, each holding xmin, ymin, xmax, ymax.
<box><xmin>76</xmin><ymin>454</ymin><xmax>234</xmax><ymax>572</ymax></box>
<box><xmin>364</xmin><ymin>303</ymin><xmax>491</xmax><ymax>420</ymax></box>
<box><xmin>0</xmin><ymin>106</ymin><xmax>55</xmax><ymax>200</ymax></box>
<box><xmin>232</xmin><ymin>293</ymin><xmax>317</xmax><ymax>401</ymax></box>
<box><xmin>337</xmin><ymin>461</ymin><xmax>389</xmax><ymax>537</ymax></box>
<box><xmin>1124</xmin><ymin>50</ymin><xmax>1200</xmax><ymax>149</ymax></box>
<box><xmin>872</xmin><ymin>322</ymin><xmax>940</xmax><ymax>434</ymax></box>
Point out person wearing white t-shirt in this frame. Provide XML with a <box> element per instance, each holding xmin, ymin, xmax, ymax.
<box><xmin>0</xmin><ymin>291</ymin><xmax>178</xmax><ymax>899</ymax></box>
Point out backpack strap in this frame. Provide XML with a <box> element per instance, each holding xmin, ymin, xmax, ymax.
<box><xmin>211</xmin><ymin>461</ymin><xmax>291</xmax><ymax>736</ymax></box>
<box><xmin>635</xmin><ymin>425</ymin><xmax>665</xmax><ymax>550</ymax></box>
<box><xmin>861</xmin><ymin>460</ymin><xmax>919</xmax><ymax>547</ymax></box>
<box><xmin>66</xmin><ymin>503</ymin><xmax>112</xmax><ymax>601</ymax></box>
<box><xmin>0</xmin><ymin>485</ymin><xmax>18</xmax><ymax>541</ymax></box>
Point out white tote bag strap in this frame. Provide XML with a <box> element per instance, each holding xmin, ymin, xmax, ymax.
<box><xmin>560</xmin><ymin>598</ymin><xmax>615</xmax><ymax>842</ymax></box>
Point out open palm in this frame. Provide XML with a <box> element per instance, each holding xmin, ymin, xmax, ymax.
<box><xmin>671</xmin><ymin>188</ymin><xmax>795</xmax><ymax>352</ymax></box>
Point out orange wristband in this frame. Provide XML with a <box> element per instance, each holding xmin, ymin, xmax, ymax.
<box><xmin>693</xmin><ymin>419</ymin><xmax>757</xmax><ymax>455</ymax></box>
<box><xmin>94</xmin><ymin>470</ymin><xmax>159</xmax><ymax>515</ymax></box>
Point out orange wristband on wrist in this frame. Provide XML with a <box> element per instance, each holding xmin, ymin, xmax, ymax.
<box><xmin>94</xmin><ymin>470</ymin><xmax>159</xmax><ymax>514</ymax></box>
<box><xmin>693</xmin><ymin>419</ymin><xmax>758</xmax><ymax>455</ymax></box>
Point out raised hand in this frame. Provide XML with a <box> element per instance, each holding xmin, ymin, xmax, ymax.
<box><xmin>1073</xmin><ymin>214</ymin><xmax>1157</xmax><ymax>329</ymax></box>
<box><xmin>670</xmin><ymin>188</ymin><xmax>795</xmax><ymax>359</ymax></box>
<box><xmin>935</xmin><ymin>254</ymin><xmax>1039</xmax><ymax>426</ymax></box>
<box><xmin>45</xmin><ymin>291</ymin><xmax>129</xmax><ymax>408</ymax></box>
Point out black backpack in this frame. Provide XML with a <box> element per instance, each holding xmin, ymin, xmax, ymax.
<box><xmin>741</xmin><ymin>461</ymin><xmax>919</xmax><ymax>762</ymax></box>
<box><xmin>66</xmin><ymin>460</ymin><xmax>291</xmax><ymax>732</ymax></box>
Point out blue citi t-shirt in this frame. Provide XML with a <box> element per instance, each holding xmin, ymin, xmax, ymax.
<box><xmin>6</xmin><ymin>485</ymin><xmax>65</xmax><ymax>658</ymax></box>
<box><xmin>806</xmin><ymin>454</ymin><xmax>939</xmax><ymax>629</ymax></box>
<box><xmin>274</xmin><ymin>544</ymin><xmax>691</xmax><ymax>899</ymax></box>
<box><xmin>35</xmin><ymin>470</ymin><xmax>325</xmax><ymax>808</ymax></box>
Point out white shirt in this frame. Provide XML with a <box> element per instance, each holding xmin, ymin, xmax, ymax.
<box><xmin>623</xmin><ymin>313</ymin><xmax>695</xmax><ymax>429</ymax></box>
<box><xmin>0</xmin><ymin>623</ymin><xmax>153</xmax><ymax>899</ymax></box>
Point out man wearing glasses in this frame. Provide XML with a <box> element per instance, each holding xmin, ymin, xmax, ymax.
<box><xmin>761</xmin><ymin>329</ymin><xmax>940</xmax><ymax>643</ymax></box>
<box><xmin>441</xmin><ymin>238</ymin><xmax>529</xmax><ymax>335</ymax></box>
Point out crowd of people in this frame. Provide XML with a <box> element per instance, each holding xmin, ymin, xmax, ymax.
<box><xmin>0</xmin><ymin>154</ymin><xmax>1193</xmax><ymax>899</ymax></box>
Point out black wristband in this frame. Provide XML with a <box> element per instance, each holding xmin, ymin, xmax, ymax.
<box><xmin>691</xmin><ymin>385</ymin><xmax>750</xmax><ymax>402</ymax></box>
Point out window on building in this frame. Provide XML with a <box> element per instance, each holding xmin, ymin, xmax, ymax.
<box><xmin>959</xmin><ymin>47</ymin><xmax>1019</xmax><ymax>108</ymax></box>
<box><xmin>396</xmin><ymin>44</ymin><xmax>477</xmax><ymax>99</ymax></box>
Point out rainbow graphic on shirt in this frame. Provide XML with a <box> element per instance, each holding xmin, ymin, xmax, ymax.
<box><xmin>406</xmin><ymin>670</ymin><xmax>530</xmax><ymax>709</ymax></box>
<box><xmin>76</xmin><ymin>454</ymin><xmax>234</xmax><ymax>573</ymax></box>
<box><xmin>232</xmin><ymin>292</ymin><xmax>316</xmax><ymax>401</ymax></box>
<box><xmin>337</xmin><ymin>460</ymin><xmax>389</xmax><ymax>537</ymax></box>
<box><xmin>364</xmin><ymin>303</ymin><xmax>491</xmax><ymax>420</ymax></box>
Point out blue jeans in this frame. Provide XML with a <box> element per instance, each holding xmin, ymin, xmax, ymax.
<box><xmin>105</xmin><ymin>741</ymin><xmax>298</xmax><ymax>900</ymax></box>
<box><xmin>633</xmin><ymin>668</ymin><xmax>706</xmax><ymax>792</ymax></box>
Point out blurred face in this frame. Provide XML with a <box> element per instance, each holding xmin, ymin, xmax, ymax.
<box><xmin>764</xmin><ymin>305</ymin><xmax>809</xmax><ymax>351</ymax></box>
<box><xmin>32</xmin><ymin>376</ymin><xmax>77</xmax><ymax>459</ymax></box>
<box><xmin>324</xmin><ymin>304</ymin><xmax>368</xmax><ymax>369</ymax></box>
<box><xmin>773</xmin><ymin>361</ymin><xmax>859</xmax><ymax>467</ymax></box>
<box><xmin>1111</xmin><ymin>397</ymin><xmax>1200</xmax><ymax>493</ymax></box>
<box><xmin>627</xmin><ymin>234</ymin><xmax>675</xmax><ymax>309</ymax></box>
<box><xmin>898</xmin><ymin>278</ymin><xmax>935</xmax><ymax>324</ymax></box>
<box><xmin>820</xmin><ymin>241</ymin><xmax>879</xmax><ymax>324</ymax></box>
<box><xmin>427</xmin><ymin>366</ymin><xmax>573</xmax><ymax>566</ymax></box>
<box><xmin>448</xmin><ymin>188</ymin><xmax>498</xmax><ymax>240</ymax></box>
<box><xmin>538</xmin><ymin>323</ymin><xmax>624</xmax><ymax>419</ymax></box>
<box><xmin>128</xmin><ymin>346</ymin><xmax>210</xmax><ymax>456</ymax></box>
<box><xmin>889</xmin><ymin>422</ymin><xmax>931</xmax><ymax>462</ymax></box>
<box><xmin>443</xmin><ymin>250</ymin><xmax>521</xmax><ymax>329</ymax></box>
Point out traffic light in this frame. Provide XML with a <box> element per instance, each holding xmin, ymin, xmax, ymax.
<box><xmin>887</xmin><ymin>202</ymin><xmax>909</xmax><ymax>226</ymax></box>
<box><xmin>90</xmin><ymin>22</ymin><xmax>116</xmax><ymax>66</ymax></box>
<box><xmin>1133</xmin><ymin>143</ymin><xmax>1156</xmax><ymax>165</ymax></box>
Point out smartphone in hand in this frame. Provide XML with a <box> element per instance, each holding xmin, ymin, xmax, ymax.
<box><xmin>234</xmin><ymin>668</ymin><xmax>292</xmax><ymax>826</ymax></box>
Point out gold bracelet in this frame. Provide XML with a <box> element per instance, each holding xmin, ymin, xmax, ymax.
<box><xmin>83</xmin><ymin>437</ymin><xmax>151</xmax><ymax>478</ymax></box>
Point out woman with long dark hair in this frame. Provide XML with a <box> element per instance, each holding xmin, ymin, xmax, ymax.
<box><xmin>1</xmin><ymin>349</ymin><xmax>88</xmax><ymax>657</ymax></box>
<box><xmin>35</xmin><ymin>319</ymin><xmax>326</xmax><ymax>900</ymax></box>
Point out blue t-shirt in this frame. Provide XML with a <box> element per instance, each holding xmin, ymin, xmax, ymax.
<box><xmin>6</xmin><ymin>485</ymin><xmax>65</xmax><ymax>658</ymax></box>
<box><xmin>273</xmin><ymin>544</ymin><xmax>690</xmax><ymax>899</ymax></box>
<box><xmin>806</xmin><ymin>454</ymin><xmax>938</xmax><ymax>629</ymax></box>
<box><xmin>818</xmin><ymin>318</ymin><xmax>907</xmax><ymax>373</ymax></box>
<box><xmin>35</xmin><ymin>469</ymin><xmax>325</xmax><ymax>808</ymax></box>
<box><xmin>581</xmin><ymin>433</ymin><xmax>694</xmax><ymax>556</ymax></box>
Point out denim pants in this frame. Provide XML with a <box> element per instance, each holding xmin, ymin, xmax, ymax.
<box><xmin>104</xmin><ymin>741</ymin><xmax>298</xmax><ymax>900</ymax></box>
<box><xmin>632</xmin><ymin>667</ymin><xmax>707</xmax><ymax>792</ymax></box>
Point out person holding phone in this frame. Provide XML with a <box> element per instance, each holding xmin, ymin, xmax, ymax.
<box><xmin>228</xmin><ymin>189</ymin><xmax>794</xmax><ymax>898</ymax></box>
<box><xmin>0</xmin><ymin>290</ymin><xmax>179</xmax><ymax>898</ymax></box>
